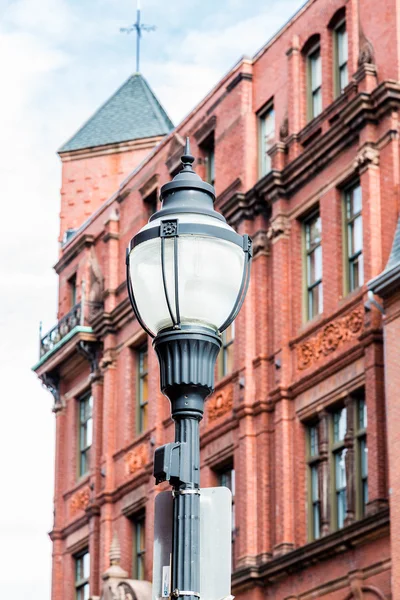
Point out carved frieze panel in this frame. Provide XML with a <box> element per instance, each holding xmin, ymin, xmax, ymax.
<box><xmin>208</xmin><ymin>386</ymin><xmax>233</xmax><ymax>422</ymax></box>
<box><xmin>70</xmin><ymin>487</ymin><xmax>90</xmax><ymax>516</ymax></box>
<box><xmin>124</xmin><ymin>444</ymin><xmax>147</xmax><ymax>475</ymax></box>
<box><xmin>296</xmin><ymin>308</ymin><xmax>364</xmax><ymax>371</ymax></box>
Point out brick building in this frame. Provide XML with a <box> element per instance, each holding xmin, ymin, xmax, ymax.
<box><xmin>34</xmin><ymin>0</ymin><xmax>400</xmax><ymax>598</ymax></box>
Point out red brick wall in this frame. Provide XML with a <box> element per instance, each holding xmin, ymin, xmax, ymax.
<box><xmin>40</xmin><ymin>0</ymin><xmax>400</xmax><ymax>598</ymax></box>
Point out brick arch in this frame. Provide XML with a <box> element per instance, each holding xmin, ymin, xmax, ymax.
<box><xmin>301</xmin><ymin>33</ymin><xmax>321</xmax><ymax>56</ymax></box>
<box><xmin>327</xmin><ymin>6</ymin><xmax>346</xmax><ymax>30</ymax></box>
<box><xmin>343</xmin><ymin>586</ymin><xmax>387</xmax><ymax>600</ymax></box>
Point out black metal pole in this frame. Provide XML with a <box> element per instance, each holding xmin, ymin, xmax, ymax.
<box><xmin>171</xmin><ymin>402</ymin><xmax>201</xmax><ymax>598</ymax></box>
<box><xmin>153</xmin><ymin>328</ymin><xmax>221</xmax><ymax>600</ymax></box>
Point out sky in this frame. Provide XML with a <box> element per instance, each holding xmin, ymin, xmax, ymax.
<box><xmin>0</xmin><ymin>0</ymin><xmax>305</xmax><ymax>597</ymax></box>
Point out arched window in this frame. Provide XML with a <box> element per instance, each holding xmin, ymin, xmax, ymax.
<box><xmin>303</xmin><ymin>34</ymin><xmax>322</xmax><ymax>121</ymax></box>
<box><xmin>329</xmin><ymin>8</ymin><xmax>348</xmax><ymax>97</ymax></box>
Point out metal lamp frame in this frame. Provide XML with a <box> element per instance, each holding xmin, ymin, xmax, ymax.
<box><xmin>126</xmin><ymin>218</ymin><xmax>252</xmax><ymax>338</ymax></box>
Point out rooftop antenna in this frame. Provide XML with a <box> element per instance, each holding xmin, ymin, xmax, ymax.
<box><xmin>120</xmin><ymin>0</ymin><xmax>156</xmax><ymax>74</ymax></box>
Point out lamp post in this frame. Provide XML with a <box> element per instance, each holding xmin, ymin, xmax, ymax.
<box><xmin>126</xmin><ymin>139</ymin><xmax>252</xmax><ymax>599</ymax></box>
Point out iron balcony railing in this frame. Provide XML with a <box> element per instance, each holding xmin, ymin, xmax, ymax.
<box><xmin>39</xmin><ymin>303</ymin><xmax>83</xmax><ymax>358</ymax></box>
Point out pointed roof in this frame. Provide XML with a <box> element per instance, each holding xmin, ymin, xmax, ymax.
<box><xmin>59</xmin><ymin>73</ymin><xmax>174</xmax><ymax>153</ymax></box>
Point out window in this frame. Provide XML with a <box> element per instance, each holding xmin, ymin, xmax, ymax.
<box><xmin>144</xmin><ymin>189</ymin><xmax>158</xmax><ymax>219</ymax></box>
<box><xmin>307</xmin><ymin>45</ymin><xmax>322</xmax><ymax>120</ymax></box>
<box><xmin>132</xmin><ymin>513</ymin><xmax>146</xmax><ymax>580</ymax></box>
<box><xmin>200</xmin><ymin>134</ymin><xmax>215</xmax><ymax>186</ymax></box>
<box><xmin>259</xmin><ymin>104</ymin><xmax>275</xmax><ymax>177</ymax></box>
<box><xmin>334</xmin><ymin>22</ymin><xmax>348</xmax><ymax>96</ymax></box>
<box><xmin>307</xmin><ymin>424</ymin><xmax>321</xmax><ymax>540</ymax></box>
<box><xmin>69</xmin><ymin>273</ymin><xmax>77</xmax><ymax>308</ymax></box>
<box><xmin>137</xmin><ymin>345</ymin><xmax>148</xmax><ymax>434</ymax></box>
<box><xmin>78</xmin><ymin>392</ymin><xmax>93</xmax><ymax>477</ymax></box>
<box><xmin>306</xmin><ymin>391</ymin><xmax>368</xmax><ymax>538</ymax></box>
<box><xmin>344</xmin><ymin>183</ymin><xmax>363</xmax><ymax>292</ymax></box>
<box><xmin>217</xmin><ymin>465</ymin><xmax>236</xmax><ymax>568</ymax></box>
<box><xmin>75</xmin><ymin>550</ymin><xmax>90</xmax><ymax>600</ymax></box>
<box><xmin>304</xmin><ymin>212</ymin><xmax>323</xmax><ymax>320</ymax></box>
<box><xmin>332</xmin><ymin>407</ymin><xmax>347</xmax><ymax>529</ymax></box>
<box><xmin>356</xmin><ymin>397</ymin><xmax>368</xmax><ymax>516</ymax></box>
<box><xmin>218</xmin><ymin>323</ymin><xmax>235</xmax><ymax>379</ymax></box>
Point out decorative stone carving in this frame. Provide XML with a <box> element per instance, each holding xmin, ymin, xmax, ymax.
<box><xmin>297</xmin><ymin>308</ymin><xmax>364</xmax><ymax>370</ymax></box>
<box><xmin>208</xmin><ymin>387</ymin><xmax>233</xmax><ymax>421</ymax></box>
<box><xmin>78</xmin><ymin>340</ymin><xmax>100</xmax><ymax>375</ymax></box>
<box><xmin>279</xmin><ymin>115</ymin><xmax>289</xmax><ymax>141</ymax></box>
<box><xmin>70</xmin><ymin>487</ymin><xmax>90</xmax><ymax>515</ymax></box>
<box><xmin>40</xmin><ymin>372</ymin><xmax>63</xmax><ymax>413</ymax></box>
<box><xmin>125</xmin><ymin>444</ymin><xmax>147</xmax><ymax>475</ymax></box>
<box><xmin>353</xmin><ymin>145</ymin><xmax>379</xmax><ymax>171</ymax></box>
<box><xmin>358</xmin><ymin>38</ymin><xmax>375</xmax><ymax>67</ymax></box>
<box><xmin>252</xmin><ymin>230</ymin><xmax>269</xmax><ymax>256</ymax></box>
<box><xmin>266</xmin><ymin>215</ymin><xmax>290</xmax><ymax>241</ymax></box>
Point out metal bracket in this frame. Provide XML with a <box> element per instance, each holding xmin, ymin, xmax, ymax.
<box><xmin>172</xmin><ymin>489</ymin><xmax>201</xmax><ymax>497</ymax></box>
<box><xmin>171</xmin><ymin>590</ymin><xmax>200</xmax><ymax>598</ymax></box>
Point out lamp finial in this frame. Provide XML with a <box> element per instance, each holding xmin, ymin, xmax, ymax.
<box><xmin>181</xmin><ymin>137</ymin><xmax>195</xmax><ymax>171</ymax></box>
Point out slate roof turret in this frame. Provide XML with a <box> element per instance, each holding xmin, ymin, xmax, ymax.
<box><xmin>59</xmin><ymin>73</ymin><xmax>174</xmax><ymax>153</ymax></box>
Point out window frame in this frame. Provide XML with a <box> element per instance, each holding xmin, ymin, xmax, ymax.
<box><xmin>303</xmin><ymin>210</ymin><xmax>323</xmax><ymax>322</ymax></box>
<box><xmin>306</xmin><ymin>390</ymin><xmax>368</xmax><ymax>537</ymax></box>
<box><xmin>217</xmin><ymin>322</ymin><xmax>235</xmax><ymax>379</ymax></box>
<box><xmin>333</xmin><ymin>20</ymin><xmax>348</xmax><ymax>97</ymax></box>
<box><xmin>68</xmin><ymin>272</ymin><xmax>78</xmax><ymax>309</ymax></box>
<box><xmin>307</xmin><ymin>43</ymin><xmax>322</xmax><ymax>121</ymax></box>
<box><xmin>330</xmin><ymin>406</ymin><xmax>348</xmax><ymax>531</ymax></box>
<box><xmin>78</xmin><ymin>391</ymin><xmax>93</xmax><ymax>478</ymax></box>
<box><xmin>343</xmin><ymin>182</ymin><xmax>363</xmax><ymax>295</ymax></box>
<box><xmin>200</xmin><ymin>133</ymin><xmax>215</xmax><ymax>186</ymax></box>
<box><xmin>131</xmin><ymin>512</ymin><xmax>146</xmax><ymax>580</ymax></box>
<box><xmin>258</xmin><ymin>102</ymin><xmax>275</xmax><ymax>178</ymax></box>
<box><xmin>137</xmin><ymin>344</ymin><xmax>149</xmax><ymax>435</ymax></box>
<box><xmin>75</xmin><ymin>549</ymin><xmax>90</xmax><ymax>600</ymax></box>
<box><xmin>216</xmin><ymin>463</ymin><xmax>236</xmax><ymax>569</ymax></box>
<box><xmin>355</xmin><ymin>396</ymin><xmax>368</xmax><ymax>518</ymax></box>
<box><xmin>306</xmin><ymin>423</ymin><xmax>321</xmax><ymax>541</ymax></box>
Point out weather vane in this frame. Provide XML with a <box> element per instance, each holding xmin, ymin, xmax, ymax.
<box><xmin>120</xmin><ymin>0</ymin><xmax>156</xmax><ymax>74</ymax></box>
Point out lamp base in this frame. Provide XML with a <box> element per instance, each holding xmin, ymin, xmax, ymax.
<box><xmin>153</xmin><ymin>327</ymin><xmax>221</xmax><ymax>418</ymax></box>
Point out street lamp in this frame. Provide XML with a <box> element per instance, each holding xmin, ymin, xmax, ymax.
<box><xmin>126</xmin><ymin>139</ymin><xmax>252</xmax><ymax>599</ymax></box>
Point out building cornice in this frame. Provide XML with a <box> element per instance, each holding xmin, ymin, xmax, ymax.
<box><xmin>58</xmin><ymin>135</ymin><xmax>165</xmax><ymax>162</ymax></box>
<box><xmin>232</xmin><ymin>508</ymin><xmax>389</xmax><ymax>592</ymax></box>
<box><xmin>224</xmin><ymin>80</ymin><xmax>400</xmax><ymax>225</ymax></box>
<box><xmin>54</xmin><ymin>234</ymin><xmax>95</xmax><ymax>274</ymax></box>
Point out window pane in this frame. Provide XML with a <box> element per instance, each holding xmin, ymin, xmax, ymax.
<box><xmin>309</xmin><ymin>425</ymin><xmax>319</xmax><ymax>457</ymax></box>
<box><xmin>353</xmin><ymin>185</ymin><xmax>362</xmax><ymax>214</ymax></box>
<box><xmin>339</xmin><ymin>64</ymin><xmax>348</xmax><ymax>90</ymax></box>
<box><xmin>337</xmin><ymin>489</ymin><xmax>347</xmax><ymax>528</ymax></box>
<box><xmin>83</xmin><ymin>553</ymin><xmax>90</xmax><ymax>578</ymax></box>
<box><xmin>351</xmin><ymin>216</ymin><xmax>363</xmax><ymax>255</ymax></box>
<box><xmin>260</xmin><ymin>107</ymin><xmax>275</xmax><ymax>175</ymax></box>
<box><xmin>86</xmin><ymin>417</ymin><xmax>93</xmax><ymax>447</ymax></box>
<box><xmin>338</xmin><ymin>28</ymin><xmax>348</xmax><ymax>65</ymax></box>
<box><xmin>307</xmin><ymin>215</ymin><xmax>322</xmax><ymax>248</ymax></box>
<box><xmin>360</xmin><ymin>438</ymin><xmax>368</xmax><ymax>478</ymax></box>
<box><xmin>311</xmin><ymin>50</ymin><xmax>321</xmax><ymax>90</ymax></box>
<box><xmin>333</xmin><ymin>408</ymin><xmax>347</xmax><ymax>442</ymax></box>
<box><xmin>358</xmin><ymin>399</ymin><xmax>367</xmax><ymax>429</ymax></box>
<box><xmin>335</xmin><ymin>449</ymin><xmax>347</xmax><ymax>489</ymax></box>
<box><xmin>312</xmin><ymin>89</ymin><xmax>322</xmax><ymax>117</ymax></box>
<box><xmin>313</xmin><ymin>504</ymin><xmax>321</xmax><ymax>539</ymax></box>
<box><xmin>309</xmin><ymin>283</ymin><xmax>323</xmax><ymax>318</ymax></box>
<box><xmin>311</xmin><ymin>465</ymin><xmax>319</xmax><ymax>501</ymax></box>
